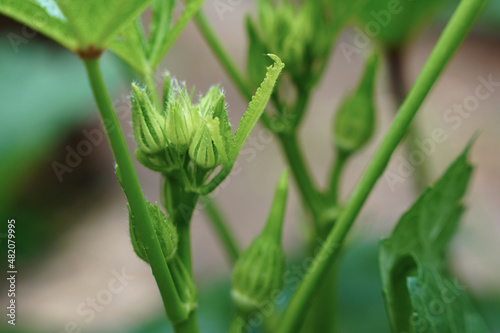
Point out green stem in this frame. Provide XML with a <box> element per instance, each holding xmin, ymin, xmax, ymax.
<box><xmin>163</xmin><ymin>174</ymin><xmax>199</xmax><ymax>276</ymax></box>
<box><xmin>203</xmin><ymin>197</ymin><xmax>240</xmax><ymax>264</ymax></box>
<box><xmin>290</xmin><ymin>89</ymin><xmax>310</xmax><ymax>129</ymax></box>
<box><xmin>173</xmin><ymin>310</ymin><xmax>199</xmax><ymax>333</ymax></box>
<box><xmin>194</xmin><ymin>11</ymin><xmax>252</xmax><ymax>101</ymax></box>
<box><xmin>177</xmin><ymin>222</ymin><xmax>193</xmax><ymax>275</ymax></box>
<box><xmin>277</xmin><ymin>132</ymin><xmax>321</xmax><ymax>221</ymax></box>
<box><xmin>83</xmin><ymin>58</ymin><xmax>187</xmax><ymax>324</ymax></box>
<box><xmin>386</xmin><ymin>47</ymin><xmax>428</xmax><ymax>192</ymax></box>
<box><xmin>144</xmin><ymin>68</ymin><xmax>161</xmax><ymax>108</ymax></box>
<box><xmin>194</xmin><ymin>11</ymin><xmax>273</xmax><ymax>129</ymax></box>
<box><xmin>277</xmin><ymin>0</ymin><xmax>486</xmax><ymax>331</ymax></box>
<box><xmin>194</xmin><ymin>10</ymin><xmax>321</xmax><ymax>219</ymax></box>
<box><xmin>326</xmin><ymin>149</ymin><xmax>349</xmax><ymax>205</ymax></box>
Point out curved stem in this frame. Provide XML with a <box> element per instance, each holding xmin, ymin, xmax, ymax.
<box><xmin>276</xmin><ymin>0</ymin><xmax>487</xmax><ymax>331</ymax></box>
<box><xmin>290</xmin><ymin>88</ymin><xmax>310</xmax><ymax>129</ymax></box>
<box><xmin>194</xmin><ymin>11</ymin><xmax>274</xmax><ymax>129</ymax></box>
<box><xmin>194</xmin><ymin>11</ymin><xmax>252</xmax><ymax>101</ymax></box>
<box><xmin>277</xmin><ymin>132</ymin><xmax>321</xmax><ymax>221</ymax></box>
<box><xmin>326</xmin><ymin>149</ymin><xmax>349</xmax><ymax>205</ymax></box>
<box><xmin>203</xmin><ymin>197</ymin><xmax>240</xmax><ymax>264</ymax></box>
<box><xmin>83</xmin><ymin>58</ymin><xmax>187</xmax><ymax>324</ymax></box>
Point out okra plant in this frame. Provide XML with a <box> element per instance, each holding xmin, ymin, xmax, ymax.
<box><xmin>1</xmin><ymin>0</ymin><xmax>494</xmax><ymax>332</ymax></box>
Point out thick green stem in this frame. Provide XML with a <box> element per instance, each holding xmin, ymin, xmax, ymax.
<box><xmin>173</xmin><ymin>310</ymin><xmax>199</xmax><ymax>333</ymax></box>
<box><xmin>386</xmin><ymin>47</ymin><xmax>428</xmax><ymax>192</ymax></box>
<box><xmin>277</xmin><ymin>0</ymin><xmax>486</xmax><ymax>331</ymax></box>
<box><xmin>163</xmin><ymin>174</ymin><xmax>199</xmax><ymax>276</ymax></box>
<box><xmin>83</xmin><ymin>58</ymin><xmax>187</xmax><ymax>324</ymax></box>
<box><xmin>203</xmin><ymin>197</ymin><xmax>240</xmax><ymax>264</ymax></box>
<box><xmin>177</xmin><ymin>222</ymin><xmax>193</xmax><ymax>275</ymax></box>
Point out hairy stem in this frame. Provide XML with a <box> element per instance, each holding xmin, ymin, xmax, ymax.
<box><xmin>83</xmin><ymin>58</ymin><xmax>188</xmax><ymax>324</ymax></box>
<box><xmin>276</xmin><ymin>0</ymin><xmax>487</xmax><ymax>331</ymax></box>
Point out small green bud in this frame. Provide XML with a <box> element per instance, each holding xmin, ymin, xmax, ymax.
<box><xmin>189</xmin><ymin>119</ymin><xmax>219</xmax><ymax>169</ymax></box>
<box><xmin>188</xmin><ymin>86</ymin><xmax>231</xmax><ymax>169</ymax></box>
<box><xmin>231</xmin><ymin>171</ymin><xmax>288</xmax><ymax>315</ymax></box>
<box><xmin>333</xmin><ymin>52</ymin><xmax>379</xmax><ymax>154</ymax></box>
<box><xmin>131</xmin><ymin>83</ymin><xmax>168</xmax><ymax>154</ymax></box>
<box><xmin>165</xmin><ymin>80</ymin><xmax>198</xmax><ymax>152</ymax></box>
<box><xmin>129</xmin><ymin>202</ymin><xmax>178</xmax><ymax>263</ymax></box>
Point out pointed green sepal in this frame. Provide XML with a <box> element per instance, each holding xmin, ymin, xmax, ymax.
<box><xmin>231</xmin><ymin>171</ymin><xmax>289</xmax><ymax>315</ymax></box>
<box><xmin>131</xmin><ymin>83</ymin><xmax>168</xmax><ymax>154</ymax></box>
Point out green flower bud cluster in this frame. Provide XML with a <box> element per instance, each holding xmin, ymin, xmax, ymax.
<box><xmin>231</xmin><ymin>171</ymin><xmax>288</xmax><ymax>315</ymax></box>
<box><xmin>247</xmin><ymin>0</ymin><xmax>335</xmax><ymax>89</ymax></box>
<box><xmin>131</xmin><ymin>74</ymin><xmax>233</xmax><ymax>183</ymax></box>
<box><xmin>333</xmin><ymin>53</ymin><xmax>379</xmax><ymax>154</ymax></box>
<box><xmin>129</xmin><ymin>202</ymin><xmax>178</xmax><ymax>263</ymax></box>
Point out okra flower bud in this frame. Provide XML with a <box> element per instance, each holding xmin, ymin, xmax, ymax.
<box><xmin>129</xmin><ymin>202</ymin><xmax>178</xmax><ymax>263</ymax></box>
<box><xmin>248</xmin><ymin>0</ymin><xmax>333</xmax><ymax>87</ymax></box>
<box><xmin>189</xmin><ymin>86</ymin><xmax>231</xmax><ymax>169</ymax></box>
<box><xmin>231</xmin><ymin>171</ymin><xmax>288</xmax><ymax>315</ymax></box>
<box><xmin>189</xmin><ymin>120</ymin><xmax>219</xmax><ymax>169</ymax></box>
<box><xmin>131</xmin><ymin>84</ymin><xmax>168</xmax><ymax>154</ymax></box>
<box><xmin>165</xmin><ymin>77</ymin><xmax>197</xmax><ymax>152</ymax></box>
<box><xmin>333</xmin><ymin>53</ymin><xmax>379</xmax><ymax>154</ymax></box>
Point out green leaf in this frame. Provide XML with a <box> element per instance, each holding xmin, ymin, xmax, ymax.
<box><xmin>0</xmin><ymin>0</ymin><xmax>77</xmax><ymax>51</ymax></box>
<box><xmin>109</xmin><ymin>0</ymin><xmax>204</xmax><ymax>73</ymax></box>
<box><xmin>0</xmin><ymin>0</ymin><xmax>153</xmax><ymax>53</ymax></box>
<box><xmin>109</xmin><ymin>19</ymin><xmax>149</xmax><ymax>75</ymax></box>
<box><xmin>356</xmin><ymin>0</ymin><xmax>452</xmax><ymax>47</ymax></box>
<box><xmin>230</xmin><ymin>54</ymin><xmax>284</xmax><ymax>162</ymax></box>
<box><xmin>379</xmin><ymin>143</ymin><xmax>489</xmax><ymax>333</ymax></box>
<box><xmin>54</xmin><ymin>0</ymin><xmax>153</xmax><ymax>52</ymax></box>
